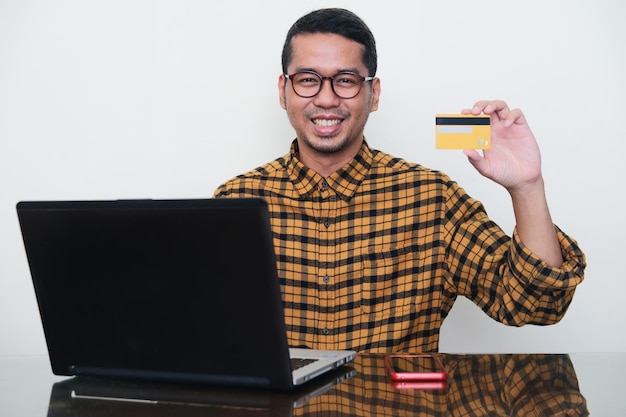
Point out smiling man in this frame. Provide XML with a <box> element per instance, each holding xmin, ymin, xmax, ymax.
<box><xmin>214</xmin><ymin>8</ymin><xmax>586</xmax><ymax>353</ymax></box>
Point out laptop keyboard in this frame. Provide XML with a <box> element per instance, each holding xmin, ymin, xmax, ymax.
<box><xmin>290</xmin><ymin>357</ymin><xmax>318</xmax><ymax>371</ymax></box>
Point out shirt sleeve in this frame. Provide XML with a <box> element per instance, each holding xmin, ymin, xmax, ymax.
<box><xmin>443</xmin><ymin>180</ymin><xmax>586</xmax><ymax>326</ymax></box>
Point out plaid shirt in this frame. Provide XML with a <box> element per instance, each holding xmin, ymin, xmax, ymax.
<box><xmin>214</xmin><ymin>140</ymin><xmax>586</xmax><ymax>352</ymax></box>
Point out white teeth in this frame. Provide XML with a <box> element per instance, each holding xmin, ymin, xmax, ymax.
<box><xmin>313</xmin><ymin>119</ymin><xmax>341</xmax><ymax>127</ymax></box>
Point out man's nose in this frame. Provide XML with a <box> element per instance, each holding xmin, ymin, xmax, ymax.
<box><xmin>314</xmin><ymin>78</ymin><xmax>341</xmax><ymax>106</ymax></box>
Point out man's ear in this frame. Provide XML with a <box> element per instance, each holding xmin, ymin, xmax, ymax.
<box><xmin>278</xmin><ymin>74</ymin><xmax>287</xmax><ymax>110</ymax></box>
<box><xmin>369</xmin><ymin>77</ymin><xmax>381</xmax><ymax>112</ymax></box>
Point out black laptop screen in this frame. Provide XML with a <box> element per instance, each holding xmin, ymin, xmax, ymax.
<box><xmin>17</xmin><ymin>199</ymin><xmax>293</xmax><ymax>387</ymax></box>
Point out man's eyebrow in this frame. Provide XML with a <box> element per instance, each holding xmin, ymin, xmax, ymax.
<box><xmin>290</xmin><ymin>67</ymin><xmax>317</xmax><ymax>73</ymax></box>
<box><xmin>290</xmin><ymin>67</ymin><xmax>365</xmax><ymax>75</ymax></box>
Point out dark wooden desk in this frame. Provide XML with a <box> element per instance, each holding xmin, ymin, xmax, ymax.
<box><xmin>1</xmin><ymin>353</ymin><xmax>623</xmax><ymax>416</ymax></box>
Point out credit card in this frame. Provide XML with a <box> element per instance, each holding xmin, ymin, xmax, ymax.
<box><xmin>435</xmin><ymin>114</ymin><xmax>490</xmax><ymax>149</ymax></box>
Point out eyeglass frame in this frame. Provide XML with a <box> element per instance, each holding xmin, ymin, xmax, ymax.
<box><xmin>284</xmin><ymin>70</ymin><xmax>375</xmax><ymax>99</ymax></box>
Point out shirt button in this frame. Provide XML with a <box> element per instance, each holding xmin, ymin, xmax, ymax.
<box><xmin>323</xmin><ymin>275</ymin><xmax>330</xmax><ymax>283</ymax></box>
<box><xmin>322</xmin><ymin>328</ymin><xmax>330</xmax><ymax>335</ymax></box>
<box><xmin>323</xmin><ymin>220</ymin><xmax>330</xmax><ymax>228</ymax></box>
<box><xmin>322</xmin><ymin>180</ymin><xmax>328</xmax><ymax>189</ymax></box>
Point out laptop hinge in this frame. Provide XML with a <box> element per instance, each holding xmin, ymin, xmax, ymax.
<box><xmin>70</xmin><ymin>366</ymin><xmax>270</xmax><ymax>387</ymax></box>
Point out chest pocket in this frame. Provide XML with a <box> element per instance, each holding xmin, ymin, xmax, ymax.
<box><xmin>361</xmin><ymin>244</ymin><xmax>423</xmax><ymax>318</ymax></box>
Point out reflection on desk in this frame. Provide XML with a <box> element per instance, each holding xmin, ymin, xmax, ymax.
<box><xmin>300</xmin><ymin>354</ymin><xmax>588</xmax><ymax>416</ymax></box>
<box><xmin>46</xmin><ymin>353</ymin><xmax>588</xmax><ymax>416</ymax></box>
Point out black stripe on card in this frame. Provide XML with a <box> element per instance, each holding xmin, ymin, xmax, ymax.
<box><xmin>436</xmin><ymin>117</ymin><xmax>490</xmax><ymax>126</ymax></box>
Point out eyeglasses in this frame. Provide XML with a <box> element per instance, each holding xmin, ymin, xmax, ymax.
<box><xmin>285</xmin><ymin>70</ymin><xmax>374</xmax><ymax>99</ymax></box>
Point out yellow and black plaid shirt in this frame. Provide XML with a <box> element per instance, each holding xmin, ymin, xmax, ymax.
<box><xmin>214</xmin><ymin>140</ymin><xmax>586</xmax><ymax>352</ymax></box>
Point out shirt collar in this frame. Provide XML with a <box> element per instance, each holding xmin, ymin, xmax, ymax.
<box><xmin>285</xmin><ymin>139</ymin><xmax>373</xmax><ymax>201</ymax></box>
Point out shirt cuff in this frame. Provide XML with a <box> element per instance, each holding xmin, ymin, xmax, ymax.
<box><xmin>509</xmin><ymin>226</ymin><xmax>586</xmax><ymax>291</ymax></box>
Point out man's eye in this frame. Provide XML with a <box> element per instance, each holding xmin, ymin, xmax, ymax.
<box><xmin>336</xmin><ymin>76</ymin><xmax>358</xmax><ymax>85</ymax></box>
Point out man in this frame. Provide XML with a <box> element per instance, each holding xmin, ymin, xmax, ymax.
<box><xmin>214</xmin><ymin>8</ymin><xmax>585</xmax><ymax>352</ymax></box>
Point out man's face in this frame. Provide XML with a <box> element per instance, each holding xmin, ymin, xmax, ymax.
<box><xmin>279</xmin><ymin>33</ymin><xmax>380</xmax><ymax>158</ymax></box>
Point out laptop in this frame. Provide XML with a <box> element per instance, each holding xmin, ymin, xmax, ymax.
<box><xmin>16</xmin><ymin>198</ymin><xmax>356</xmax><ymax>390</ymax></box>
<box><xmin>46</xmin><ymin>366</ymin><xmax>356</xmax><ymax>416</ymax></box>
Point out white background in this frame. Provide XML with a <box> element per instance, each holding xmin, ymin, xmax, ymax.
<box><xmin>1</xmin><ymin>0</ymin><xmax>624</xmax><ymax>355</ymax></box>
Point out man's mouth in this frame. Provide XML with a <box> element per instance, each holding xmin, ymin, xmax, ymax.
<box><xmin>312</xmin><ymin>119</ymin><xmax>342</xmax><ymax>127</ymax></box>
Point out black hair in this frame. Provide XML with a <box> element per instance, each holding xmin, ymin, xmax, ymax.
<box><xmin>281</xmin><ymin>8</ymin><xmax>377</xmax><ymax>76</ymax></box>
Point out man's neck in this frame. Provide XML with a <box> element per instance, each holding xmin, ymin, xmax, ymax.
<box><xmin>296</xmin><ymin>139</ymin><xmax>363</xmax><ymax>178</ymax></box>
